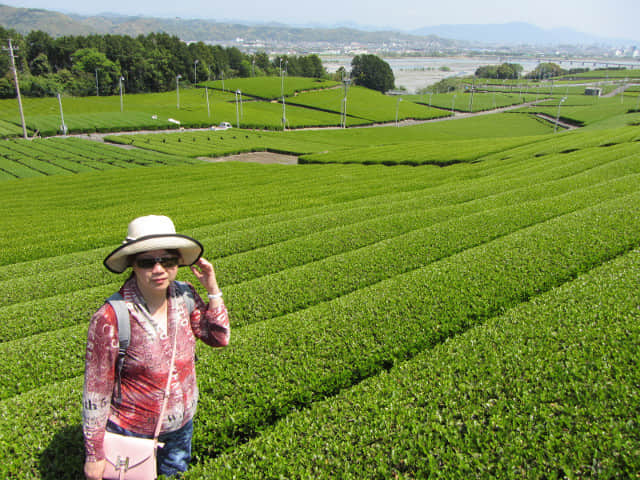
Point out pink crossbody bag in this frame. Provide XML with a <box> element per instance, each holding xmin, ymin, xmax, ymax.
<box><xmin>102</xmin><ymin>319</ymin><xmax>177</xmax><ymax>480</ymax></box>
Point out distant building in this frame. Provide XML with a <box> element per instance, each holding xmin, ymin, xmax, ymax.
<box><xmin>585</xmin><ymin>87</ymin><xmax>602</xmax><ymax>96</ymax></box>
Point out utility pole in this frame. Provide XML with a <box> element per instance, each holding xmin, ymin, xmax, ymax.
<box><xmin>5</xmin><ymin>39</ymin><xmax>28</xmax><ymax>139</ymax></box>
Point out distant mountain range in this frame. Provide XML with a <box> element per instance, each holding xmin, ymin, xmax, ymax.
<box><xmin>0</xmin><ymin>4</ymin><xmax>447</xmax><ymax>46</ymax></box>
<box><xmin>410</xmin><ymin>22</ymin><xmax>637</xmax><ymax>47</ymax></box>
<box><xmin>0</xmin><ymin>4</ymin><xmax>635</xmax><ymax>48</ymax></box>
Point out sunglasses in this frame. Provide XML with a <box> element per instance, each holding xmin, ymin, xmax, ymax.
<box><xmin>134</xmin><ymin>256</ymin><xmax>180</xmax><ymax>269</ymax></box>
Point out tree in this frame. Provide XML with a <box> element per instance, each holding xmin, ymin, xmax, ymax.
<box><xmin>25</xmin><ymin>30</ymin><xmax>54</xmax><ymax>67</ymax></box>
<box><xmin>332</xmin><ymin>66</ymin><xmax>347</xmax><ymax>82</ymax></box>
<box><xmin>526</xmin><ymin>62</ymin><xmax>566</xmax><ymax>80</ymax></box>
<box><xmin>226</xmin><ymin>47</ymin><xmax>245</xmax><ymax>76</ymax></box>
<box><xmin>351</xmin><ymin>54</ymin><xmax>394</xmax><ymax>93</ymax></box>
<box><xmin>475</xmin><ymin>65</ymin><xmax>499</xmax><ymax>78</ymax></box>
<box><xmin>29</xmin><ymin>53</ymin><xmax>51</xmax><ymax>76</ymax></box>
<box><xmin>497</xmin><ymin>63</ymin><xmax>523</xmax><ymax>79</ymax></box>
<box><xmin>50</xmin><ymin>36</ymin><xmax>82</xmax><ymax>71</ymax></box>
<box><xmin>1</xmin><ymin>30</ymin><xmax>329</xmax><ymax>97</ymax></box>
<box><xmin>253</xmin><ymin>52</ymin><xmax>272</xmax><ymax>75</ymax></box>
<box><xmin>299</xmin><ymin>54</ymin><xmax>324</xmax><ymax>78</ymax></box>
<box><xmin>71</xmin><ymin>48</ymin><xmax>120</xmax><ymax>95</ymax></box>
<box><xmin>475</xmin><ymin>63</ymin><xmax>522</xmax><ymax>79</ymax></box>
<box><xmin>428</xmin><ymin>77</ymin><xmax>464</xmax><ymax>94</ymax></box>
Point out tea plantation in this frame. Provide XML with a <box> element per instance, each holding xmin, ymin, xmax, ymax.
<box><xmin>0</xmin><ymin>75</ymin><xmax>639</xmax><ymax>479</ymax></box>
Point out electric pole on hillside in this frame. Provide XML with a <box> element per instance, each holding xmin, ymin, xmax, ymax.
<box><xmin>4</xmin><ymin>39</ymin><xmax>28</xmax><ymax>139</ymax></box>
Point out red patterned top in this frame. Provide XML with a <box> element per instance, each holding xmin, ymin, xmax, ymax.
<box><xmin>82</xmin><ymin>278</ymin><xmax>230</xmax><ymax>462</ymax></box>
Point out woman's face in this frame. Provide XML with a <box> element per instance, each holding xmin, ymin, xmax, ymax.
<box><xmin>132</xmin><ymin>249</ymin><xmax>179</xmax><ymax>295</ymax></box>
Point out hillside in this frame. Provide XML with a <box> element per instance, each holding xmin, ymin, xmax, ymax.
<box><xmin>411</xmin><ymin>21</ymin><xmax>637</xmax><ymax>47</ymax></box>
<box><xmin>0</xmin><ymin>4</ymin><xmax>453</xmax><ymax>48</ymax></box>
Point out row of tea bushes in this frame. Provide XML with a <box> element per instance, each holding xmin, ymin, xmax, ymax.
<box><xmin>188</xmin><ymin>247</ymin><xmax>640</xmax><ymax>478</ymax></box>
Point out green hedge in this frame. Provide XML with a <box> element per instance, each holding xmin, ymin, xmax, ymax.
<box><xmin>189</xmin><ymin>247</ymin><xmax>640</xmax><ymax>478</ymax></box>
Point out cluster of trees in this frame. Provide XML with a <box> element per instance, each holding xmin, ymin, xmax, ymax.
<box><xmin>0</xmin><ymin>26</ymin><xmax>326</xmax><ymax>98</ymax></box>
<box><xmin>474</xmin><ymin>61</ymin><xmax>592</xmax><ymax>81</ymax></box>
<box><xmin>418</xmin><ymin>77</ymin><xmax>463</xmax><ymax>94</ymax></box>
<box><xmin>475</xmin><ymin>62</ymin><xmax>523</xmax><ymax>79</ymax></box>
<box><xmin>346</xmin><ymin>54</ymin><xmax>395</xmax><ymax>93</ymax></box>
<box><xmin>524</xmin><ymin>62</ymin><xmax>590</xmax><ymax>80</ymax></box>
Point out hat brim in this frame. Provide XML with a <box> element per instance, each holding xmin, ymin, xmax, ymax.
<box><xmin>103</xmin><ymin>234</ymin><xmax>203</xmax><ymax>273</ymax></box>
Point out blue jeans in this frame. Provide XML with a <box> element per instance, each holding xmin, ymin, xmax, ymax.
<box><xmin>106</xmin><ymin>419</ymin><xmax>193</xmax><ymax>477</ymax></box>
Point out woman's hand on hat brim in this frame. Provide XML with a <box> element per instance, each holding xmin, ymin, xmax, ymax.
<box><xmin>190</xmin><ymin>258</ymin><xmax>221</xmax><ymax>296</ymax></box>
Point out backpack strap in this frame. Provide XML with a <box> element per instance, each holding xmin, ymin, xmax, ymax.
<box><xmin>106</xmin><ymin>292</ymin><xmax>129</xmax><ymax>403</ymax></box>
<box><xmin>105</xmin><ymin>283</ymin><xmax>196</xmax><ymax>402</ymax></box>
<box><xmin>174</xmin><ymin>281</ymin><xmax>196</xmax><ymax>314</ymax></box>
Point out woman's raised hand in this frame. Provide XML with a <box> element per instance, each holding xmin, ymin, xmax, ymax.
<box><xmin>190</xmin><ymin>258</ymin><xmax>221</xmax><ymax>296</ymax></box>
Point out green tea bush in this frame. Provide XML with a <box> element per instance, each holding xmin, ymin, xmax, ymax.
<box><xmin>188</xmin><ymin>247</ymin><xmax>640</xmax><ymax>478</ymax></box>
<box><xmin>0</xmin><ymin>122</ymin><xmax>639</xmax><ymax>479</ymax></box>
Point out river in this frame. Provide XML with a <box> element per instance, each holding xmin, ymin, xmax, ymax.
<box><xmin>321</xmin><ymin>55</ymin><xmax>635</xmax><ymax>93</ymax></box>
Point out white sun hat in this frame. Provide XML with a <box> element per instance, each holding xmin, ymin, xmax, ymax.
<box><xmin>103</xmin><ymin>215</ymin><xmax>203</xmax><ymax>273</ymax></box>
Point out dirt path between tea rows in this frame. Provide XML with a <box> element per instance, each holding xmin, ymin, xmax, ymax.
<box><xmin>198</xmin><ymin>151</ymin><xmax>299</xmax><ymax>165</ymax></box>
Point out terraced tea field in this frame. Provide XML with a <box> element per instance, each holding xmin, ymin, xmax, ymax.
<box><xmin>0</xmin><ymin>120</ymin><xmax>639</xmax><ymax>478</ymax></box>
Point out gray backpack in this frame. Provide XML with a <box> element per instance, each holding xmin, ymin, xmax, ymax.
<box><xmin>106</xmin><ymin>281</ymin><xmax>195</xmax><ymax>401</ymax></box>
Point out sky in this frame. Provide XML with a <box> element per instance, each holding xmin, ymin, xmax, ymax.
<box><xmin>3</xmin><ymin>0</ymin><xmax>639</xmax><ymax>42</ymax></box>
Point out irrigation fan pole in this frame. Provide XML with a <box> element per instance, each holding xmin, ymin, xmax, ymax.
<box><xmin>57</xmin><ymin>92</ymin><xmax>67</xmax><ymax>135</ymax></box>
<box><xmin>176</xmin><ymin>74</ymin><xmax>182</xmax><ymax>109</ymax></box>
<box><xmin>235</xmin><ymin>89</ymin><xmax>241</xmax><ymax>128</ymax></box>
<box><xmin>554</xmin><ymin>96</ymin><xmax>567</xmax><ymax>133</ymax></box>
<box><xmin>4</xmin><ymin>39</ymin><xmax>28</xmax><ymax>139</ymax></box>
<box><xmin>395</xmin><ymin>97</ymin><xmax>402</xmax><ymax>127</ymax></box>
<box><xmin>205</xmin><ymin>86</ymin><xmax>210</xmax><ymax>118</ymax></box>
<box><xmin>281</xmin><ymin>60</ymin><xmax>288</xmax><ymax>131</ymax></box>
<box><xmin>119</xmin><ymin>76</ymin><xmax>125</xmax><ymax>113</ymax></box>
<box><xmin>341</xmin><ymin>72</ymin><xmax>351</xmax><ymax>128</ymax></box>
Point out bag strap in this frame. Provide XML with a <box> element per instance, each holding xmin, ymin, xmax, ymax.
<box><xmin>155</xmin><ymin>318</ymin><xmax>178</xmax><ymax>440</ymax></box>
<box><xmin>154</xmin><ymin>281</ymin><xmax>193</xmax><ymax>439</ymax></box>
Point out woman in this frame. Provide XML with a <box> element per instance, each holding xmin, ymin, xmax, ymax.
<box><xmin>82</xmin><ymin>215</ymin><xmax>230</xmax><ymax>479</ymax></box>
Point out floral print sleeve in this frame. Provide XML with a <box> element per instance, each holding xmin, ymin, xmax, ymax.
<box><xmin>188</xmin><ymin>283</ymin><xmax>230</xmax><ymax>347</ymax></box>
<box><xmin>82</xmin><ymin>304</ymin><xmax>119</xmax><ymax>462</ymax></box>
